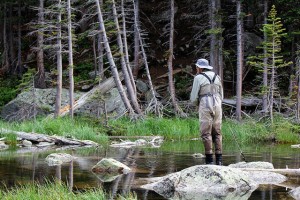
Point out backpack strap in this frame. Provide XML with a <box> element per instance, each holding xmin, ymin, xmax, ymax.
<box><xmin>212</xmin><ymin>73</ymin><xmax>217</xmax><ymax>83</ymax></box>
<box><xmin>199</xmin><ymin>73</ymin><xmax>212</xmax><ymax>83</ymax></box>
<box><xmin>199</xmin><ymin>72</ymin><xmax>217</xmax><ymax>83</ymax></box>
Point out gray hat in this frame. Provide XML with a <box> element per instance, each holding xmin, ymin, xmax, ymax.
<box><xmin>195</xmin><ymin>58</ymin><xmax>213</xmax><ymax>70</ymax></box>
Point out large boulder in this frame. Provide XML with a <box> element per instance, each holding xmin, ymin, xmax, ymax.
<box><xmin>92</xmin><ymin>158</ymin><xmax>131</xmax><ymax>174</ymax></box>
<box><xmin>76</xmin><ymin>88</ymin><xmax>126</xmax><ymax>117</ymax></box>
<box><xmin>141</xmin><ymin>165</ymin><xmax>257</xmax><ymax>199</ymax></box>
<box><xmin>141</xmin><ymin>162</ymin><xmax>287</xmax><ymax>199</ymax></box>
<box><xmin>1</xmin><ymin>88</ymin><xmax>82</xmax><ymax>121</ymax></box>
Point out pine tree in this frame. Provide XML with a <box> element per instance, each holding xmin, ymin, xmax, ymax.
<box><xmin>248</xmin><ymin>5</ymin><xmax>292</xmax><ymax>124</ymax></box>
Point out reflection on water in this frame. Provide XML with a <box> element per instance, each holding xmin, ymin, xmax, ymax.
<box><xmin>0</xmin><ymin>141</ymin><xmax>299</xmax><ymax>200</ymax></box>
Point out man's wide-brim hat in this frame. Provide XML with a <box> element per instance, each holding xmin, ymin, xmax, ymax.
<box><xmin>195</xmin><ymin>58</ymin><xmax>213</xmax><ymax>70</ymax></box>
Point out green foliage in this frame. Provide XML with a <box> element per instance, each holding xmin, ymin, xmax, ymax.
<box><xmin>0</xmin><ymin>77</ymin><xmax>19</xmax><ymax>110</ymax></box>
<box><xmin>16</xmin><ymin>68</ymin><xmax>36</xmax><ymax>92</ymax></box>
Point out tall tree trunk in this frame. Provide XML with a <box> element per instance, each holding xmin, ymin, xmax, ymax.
<box><xmin>133</xmin><ymin>0</ymin><xmax>140</xmax><ymax>79</ymax></box>
<box><xmin>8</xmin><ymin>3</ymin><xmax>16</xmax><ymax>73</ymax></box>
<box><xmin>36</xmin><ymin>0</ymin><xmax>46</xmax><ymax>88</ymax></box>
<box><xmin>217</xmin><ymin>0</ymin><xmax>223</xmax><ymax>81</ymax></box>
<box><xmin>209</xmin><ymin>0</ymin><xmax>218</xmax><ymax>72</ymax></box>
<box><xmin>270</xmin><ymin>37</ymin><xmax>275</xmax><ymax>124</ymax></box>
<box><xmin>54</xmin><ymin>0</ymin><xmax>63</xmax><ymax>117</ymax></box>
<box><xmin>67</xmin><ymin>0</ymin><xmax>74</xmax><ymax>118</ymax></box>
<box><xmin>2</xmin><ymin>3</ymin><xmax>10</xmax><ymax>72</ymax></box>
<box><xmin>17</xmin><ymin>0</ymin><xmax>23</xmax><ymax>76</ymax></box>
<box><xmin>236</xmin><ymin>0</ymin><xmax>243</xmax><ymax>121</ymax></box>
<box><xmin>133</xmin><ymin>0</ymin><xmax>161</xmax><ymax>116</ymax></box>
<box><xmin>95</xmin><ymin>0</ymin><xmax>135</xmax><ymax>114</ymax></box>
<box><xmin>112</xmin><ymin>0</ymin><xmax>141</xmax><ymax>114</ymax></box>
<box><xmin>168</xmin><ymin>0</ymin><xmax>184</xmax><ymax>117</ymax></box>
<box><xmin>262</xmin><ymin>0</ymin><xmax>268</xmax><ymax>113</ymax></box>
<box><xmin>296</xmin><ymin>44</ymin><xmax>300</xmax><ymax>122</ymax></box>
<box><xmin>121</xmin><ymin>0</ymin><xmax>136</xmax><ymax>94</ymax></box>
<box><xmin>97</xmin><ymin>0</ymin><xmax>104</xmax><ymax>81</ymax></box>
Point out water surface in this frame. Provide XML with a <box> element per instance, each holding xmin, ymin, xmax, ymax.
<box><xmin>0</xmin><ymin>140</ymin><xmax>299</xmax><ymax>199</ymax></box>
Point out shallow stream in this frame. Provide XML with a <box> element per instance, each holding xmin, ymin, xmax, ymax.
<box><xmin>0</xmin><ymin>140</ymin><xmax>299</xmax><ymax>199</ymax></box>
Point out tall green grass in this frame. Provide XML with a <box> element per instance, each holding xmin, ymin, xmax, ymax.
<box><xmin>1</xmin><ymin>115</ymin><xmax>299</xmax><ymax>144</ymax></box>
<box><xmin>108</xmin><ymin>116</ymin><xmax>300</xmax><ymax>144</ymax></box>
<box><xmin>0</xmin><ymin>182</ymin><xmax>136</xmax><ymax>200</ymax></box>
<box><xmin>109</xmin><ymin>117</ymin><xmax>200</xmax><ymax>140</ymax></box>
<box><xmin>1</xmin><ymin>117</ymin><xmax>108</xmax><ymax>144</ymax></box>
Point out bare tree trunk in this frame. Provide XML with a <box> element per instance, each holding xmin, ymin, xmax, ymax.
<box><xmin>296</xmin><ymin>44</ymin><xmax>300</xmax><ymax>122</ymax></box>
<box><xmin>133</xmin><ymin>0</ymin><xmax>161</xmax><ymax>116</ymax></box>
<box><xmin>121</xmin><ymin>0</ymin><xmax>136</xmax><ymax>94</ymax></box>
<box><xmin>217</xmin><ymin>0</ymin><xmax>223</xmax><ymax>81</ymax></box>
<box><xmin>2</xmin><ymin>3</ymin><xmax>10</xmax><ymax>72</ymax></box>
<box><xmin>270</xmin><ymin>38</ymin><xmax>275</xmax><ymax>124</ymax></box>
<box><xmin>168</xmin><ymin>0</ymin><xmax>185</xmax><ymax>117</ymax></box>
<box><xmin>209</xmin><ymin>0</ymin><xmax>218</xmax><ymax>72</ymax></box>
<box><xmin>8</xmin><ymin>3</ymin><xmax>16</xmax><ymax>73</ymax></box>
<box><xmin>97</xmin><ymin>0</ymin><xmax>104</xmax><ymax>80</ymax></box>
<box><xmin>262</xmin><ymin>0</ymin><xmax>268</xmax><ymax>113</ymax></box>
<box><xmin>133</xmin><ymin>0</ymin><xmax>140</xmax><ymax>79</ymax></box>
<box><xmin>97</xmin><ymin>34</ymin><xmax>104</xmax><ymax>80</ymax></box>
<box><xmin>16</xmin><ymin>0</ymin><xmax>23</xmax><ymax>76</ymax></box>
<box><xmin>36</xmin><ymin>0</ymin><xmax>46</xmax><ymax>88</ymax></box>
<box><xmin>95</xmin><ymin>0</ymin><xmax>135</xmax><ymax>114</ymax></box>
<box><xmin>54</xmin><ymin>0</ymin><xmax>63</xmax><ymax>117</ymax></box>
<box><xmin>67</xmin><ymin>0</ymin><xmax>74</xmax><ymax>118</ymax></box>
<box><xmin>112</xmin><ymin>0</ymin><xmax>141</xmax><ymax>114</ymax></box>
<box><xmin>236</xmin><ymin>0</ymin><xmax>243</xmax><ymax>121</ymax></box>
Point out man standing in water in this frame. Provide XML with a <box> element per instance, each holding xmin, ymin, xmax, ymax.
<box><xmin>190</xmin><ymin>58</ymin><xmax>224</xmax><ymax>165</ymax></box>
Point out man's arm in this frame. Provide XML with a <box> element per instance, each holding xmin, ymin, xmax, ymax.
<box><xmin>190</xmin><ymin>76</ymin><xmax>201</xmax><ymax>105</ymax></box>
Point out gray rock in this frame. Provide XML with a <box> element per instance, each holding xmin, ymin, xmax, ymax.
<box><xmin>289</xmin><ymin>186</ymin><xmax>300</xmax><ymax>199</ymax></box>
<box><xmin>37</xmin><ymin>142</ymin><xmax>55</xmax><ymax>147</ymax></box>
<box><xmin>141</xmin><ymin>165</ymin><xmax>257</xmax><ymax>199</ymax></box>
<box><xmin>1</xmin><ymin>88</ymin><xmax>83</xmax><ymax>121</ymax></box>
<box><xmin>45</xmin><ymin>153</ymin><xmax>74</xmax><ymax>166</ymax></box>
<box><xmin>228</xmin><ymin>161</ymin><xmax>274</xmax><ymax>169</ymax></box>
<box><xmin>22</xmin><ymin>140</ymin><xmax>32</xmax><ymax>147</ymax></box>
<box><xmin>246</xmin><ymin>171</ymin><xmax>287</xmax><ymax>184</ymax></box>
<box><xmin>92</xmin><ymin>158</ymin><xmax>131</xmax><ymax>174</ymax></box>
<box><xmin>136</xmin><ymin>79</ymin><xmax>149</xmax><ymax>93</ymax></box>
<box><xmin>76</xmin><ymin>87</ymin><xmax>126</xmax><ymax>117</ymax></box>
<box><xmin>0</xmin><ymin>141</ymin><xmax>8</xmax><ymax>150</ymax></box>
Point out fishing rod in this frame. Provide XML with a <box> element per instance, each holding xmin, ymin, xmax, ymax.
<box><xmin>228</xmin><ymin>125</ymin><xmax>247</xmax><ymax>162</ymax></box>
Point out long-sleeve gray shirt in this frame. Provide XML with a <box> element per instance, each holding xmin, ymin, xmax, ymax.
<box><xmin>190</xmin><ymin>71</ymin><xmax>223</xmax><ymax>105</ymax></box>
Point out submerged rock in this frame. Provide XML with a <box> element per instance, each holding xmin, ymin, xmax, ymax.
<box><xmin>92</xmin><ymin>158</ymin><xmax>131</xmax><ymax>174</ymax></box>
<box><xmin>45</xmin><ymin>153</ymin><xmax>74</xmax><ymax>166</ymax></box>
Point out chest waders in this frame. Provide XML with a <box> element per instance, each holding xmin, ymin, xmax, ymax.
<box><xmin>198</xmin><ymin>72</ymin><xmax>223</xmax><ymax>165</ymax></box>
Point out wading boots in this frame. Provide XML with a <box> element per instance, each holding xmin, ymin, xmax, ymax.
<box><xmin>205</xmin><ymin>154</ymin><xmax>214</xmax><ymax>164</ymax></box>
<box><xmin>215</xmin><ymin>154</ymin><xmax>222</xmax><ymax>165</ymax></box>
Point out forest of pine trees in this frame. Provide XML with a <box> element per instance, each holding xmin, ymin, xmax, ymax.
<box><xmin>0</xmin><ymin>0</ymin><xmax>300</xmax><ymax>121</ymax></box>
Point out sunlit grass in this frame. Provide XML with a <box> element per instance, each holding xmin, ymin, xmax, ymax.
<box><xmin>0</xmin><ymin>182</ymin><xmax>136</xmax><ymax>200</ymax></box>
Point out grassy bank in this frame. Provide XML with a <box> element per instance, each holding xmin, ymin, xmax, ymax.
<box><xmin>0</xmin><ymin>117</ymin><xmax>108</xmax><ymax>144</ymax></box>
<box><xmin>0</xmin><ymin>115</ymin><xmax>299</xmax><ymax>144</ymax></box>
<box><xmin>0</xmin><ymin>182</ymin><xmax>136</xmax><ymax>200</ymax></box>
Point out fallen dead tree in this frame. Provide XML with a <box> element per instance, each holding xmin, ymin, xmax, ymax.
<box><xmin>0</xmin><ymin>128</ymin><xmax>98</xmax><ymax>146</ymax></box>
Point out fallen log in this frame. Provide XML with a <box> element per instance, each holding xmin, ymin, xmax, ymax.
<box><xmin>58</xmin><ymin>72</ymin><xmax>123</xmax><ymax>117</ymax></box>
<box><xmin>0</xmin><ymin>128</ymin><xmax>98</xmax><ymax>146</ymax></box>
<box><xmin>240</xmin><ymin>168</ymin><xmax>300</xmax><ymax>176</ymax></box>
<box><xmin>223</xmin><ymin>97</ymin><xmax>262</xmax><ymax>107</ymax></box>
